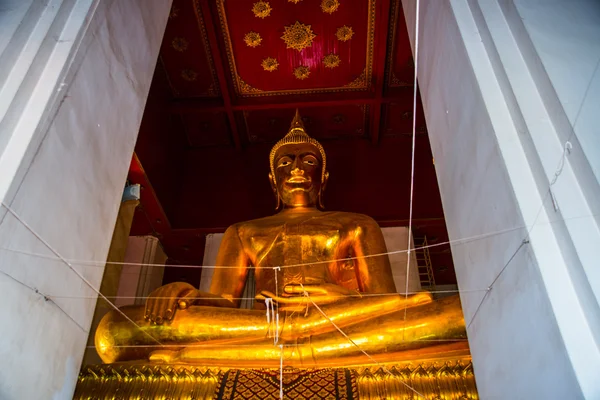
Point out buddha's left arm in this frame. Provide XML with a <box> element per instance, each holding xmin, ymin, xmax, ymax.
<box><xmin>352</xmin><ymin>217</ymin><xmax>397</xmax><ymax>294</ymax></box>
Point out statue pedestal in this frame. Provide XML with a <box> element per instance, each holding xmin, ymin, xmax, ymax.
<box><xmin>74</xmin><ymin>356</ymin><xmax>477</xmax><ymax>399</ymax></box>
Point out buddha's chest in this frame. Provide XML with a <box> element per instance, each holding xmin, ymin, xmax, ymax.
<box><xmin>244</xmin><ymin>220</ymin><xmax>352</xmax><ymax>285</ymax></box>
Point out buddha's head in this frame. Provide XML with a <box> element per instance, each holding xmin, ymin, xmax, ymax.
<box><xmin>269</xmin><ymin>110</ymin><xmax>329</xmax><ymax>210</ymax></box>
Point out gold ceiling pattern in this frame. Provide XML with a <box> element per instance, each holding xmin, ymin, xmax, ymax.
<box><xmin>252</xmin><ymin>1</ymin><xmax>272</xmax><ymax>18</ymax></box>
<box><xmin>336</xmin><ymin>25</ymin><xmax>354</xmax><ymax>41</ymax></box>
<box><xmin>294</xmin><ymin>65</ymin><xmax>311</xmax><ymax>80</ymax></box>
<box><xmin>323</xmin><ymin>53</ymin><xmax>341</xmax><ymax>68</ymax></box>
<box><xmin>261</xmin><ymin>57</ymin><xmax>279</xmax><ymax>71</ymax></box>
<box><xmin>321</xmin><ymin>0</ymin><xmax>341</xmax><ymax>14</ymax></box>
<box><xmin>244</xmin><ymin>31</ymin><xmax>262</xmax><ymax>47</ymax></box>
<box><xmin>280</xmin><ymin>21</ymin><xmax>317</xmax><ymax>51</ymax></box>
<box><xmin>215</xmin><ymin>0</ymin><xmax>375</xmax><ymax>96</ymax></box>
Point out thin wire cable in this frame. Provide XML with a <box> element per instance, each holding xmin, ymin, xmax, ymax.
<box><xmin>301</xmin><ymin>285</ymin><xmax>426</xmax><ymax>399</ymax></box>
<box><xmin>82</xmin><ymin>338</ymin><xmax>469</xmax><ymax>350</ymax></box>
<box><xmin>466</xmin><ymin>239</ymin><xmax>528</xmax><ymax>330</ymax></box>
<box><xmin>403</xmin><ymin>0</ymin><xmax>421</xmax><ymax>335</ymax></box>
<box><xmin>464</xmin><ymin>58</ymin><xmax>600</xmax><ymax>330</ymax></box>
<box><xmin>279</xmin><ymin>344</ymin><xmax>284</xmax><ymax>400</ymax></box>
<box><xmin>0</xmin><ymin>268</ymin><xmax>87</xmax><ymax>331</ymax></box>
<box><xmin>48</xmin><ymin>288</ymin><xmax>487</xmax><ymax>300</ymax></box>
<box><xmin>0</xmin><ymin>222</ymin><xmax>534</xmax><ymax>270</ymax></box>
<box><xmin>0</xmin><ymin>202</ymin><xmax>162</xmax><ymax>346</ymax></box>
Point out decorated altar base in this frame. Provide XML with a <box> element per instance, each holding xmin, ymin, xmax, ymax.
<box><xmin>74</xmin><ymin>357</ymin><xmax>477</xmax><ymax>399</ymax></box>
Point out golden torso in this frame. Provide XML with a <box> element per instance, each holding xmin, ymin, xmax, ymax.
<box><xmin>237</xmin><ymin>210</ymin><xmax>369</xmax><ymax>298</ymax></box>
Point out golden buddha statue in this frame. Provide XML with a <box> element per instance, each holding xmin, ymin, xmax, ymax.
<box><xmin>96</xmin><ymin>111</ymin><xmax>468</xmax><ymax>368</ymax></box>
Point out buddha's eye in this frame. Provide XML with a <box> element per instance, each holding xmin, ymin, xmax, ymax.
<box><xmin>277</xmin><ymin>157</ymin><xmax>292</xmax><ymax>167</ymax></box>
<box><xmin>303</xmin><ymin>156</ymin><xmax>318</xmax><ymax>166</ymax></box>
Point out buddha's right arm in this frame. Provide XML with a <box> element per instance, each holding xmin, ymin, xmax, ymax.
<box><xmin>144</xmin><ymin>225</ymin><xmax>250</xmax><ymax>324</ymax></box>
<box><xmin>207</xmin><ymin>225</ymin><xmax>250</xmax><ymax>308</ymax></box>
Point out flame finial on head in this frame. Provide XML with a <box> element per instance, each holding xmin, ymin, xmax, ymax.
<box><xmin>269</xmin><ymin>110</ymin><xmax>327</xmax><ymax>183</ymax></box>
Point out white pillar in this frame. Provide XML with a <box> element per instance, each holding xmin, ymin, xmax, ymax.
<box><xmin>0</xmin><ymin>1</ymin><xmax>171</xmax><ymax>398</ymax></box>
<box><xmin>115</xmin><ymin>236</ymin><xmax>167</xmax><ymax>307</ymax></box>
<box><xmin>402</xmin><ymin>0</ymin><xmax>600</xmax><ymax>398</ymax></box>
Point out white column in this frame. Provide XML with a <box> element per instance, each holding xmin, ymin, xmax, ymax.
<box><xmin>0</xmin><ymin>1</ymin><xmax>171</xmax><ymax>399</ymax></box>
<box><xmin>115</xmin><ymin>236</ymin><xmax>167</xmax><ymax>307</ymax></box>
<box><xmin>402</xmin><ymin>0</ymin><xmax>600</xmax><ymax>398</ymax></box>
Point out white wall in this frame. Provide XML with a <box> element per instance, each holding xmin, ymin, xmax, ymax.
<box><xmin>402</xmin><ymin>0</ymin><xmax>600</xmax><ymax>398</ymax></box>
<box><xmin>0</xmin><ymin>0</ymin><xmax>171</xmax><ymax>398</ymax></box>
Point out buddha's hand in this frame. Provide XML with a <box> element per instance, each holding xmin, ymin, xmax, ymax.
<box><xmin>144</xmin><ymin>282</ymin><xmax>198</xmax><ymax>325</ymax></box>
<box><xmin>256</xmin><ymin>283</ymin><xmax>359</xmax><ymax>306</ymax></box>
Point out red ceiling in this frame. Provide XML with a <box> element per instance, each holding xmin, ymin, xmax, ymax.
<box><xmin>129</xmin><ymin>0</ymin><xmax>457</xmax><ymax>287</ymax></box>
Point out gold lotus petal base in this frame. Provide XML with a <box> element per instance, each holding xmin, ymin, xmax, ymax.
<box><xmin>74</xmin><ymin>357</ymin><xmax>477</xmax><ymax>399</ymax></box>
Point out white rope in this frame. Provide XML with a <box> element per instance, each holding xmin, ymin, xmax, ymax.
<box><xmin>300</xmin><ymin>285</ymin><xmax>426</xmax><ymax>399</ymax></box>
<box><xmin>279</xmin><ymin>344</ymin><xmax>284</xmax><ymax>400</ymax></box>
<box><xmin>0</xmin><ymin>222</ymin><xmax>542</xmax><ymax>270</ymax></box>
<box><xmin>46</xmin><ymin>288</ymin><xmax>487</xmax><ymax>300</ymax></box>
<box><xmin>404</xmin><ymin>0</ymin><xmax>421</xmax><ymax>335</ymax></box>
<box><xmin>0</xmin><ymin>202</ymin><xmax>162</xmax><ymax>346</ymax></box>
<box><xmin>274</xmin><ymin>266</ymin><xmax>280</xmax><ymax>344</ymax></box>
<box><xmin>83</xmin><ymin>339</ymin><xmax>470</xmax><ymax>350</ymax></box>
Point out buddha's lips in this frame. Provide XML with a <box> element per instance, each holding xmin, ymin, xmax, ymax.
<box><xmin>286</xmin><ymin>176</ymin><xmax>310</xmax><ymax>184</ymax></box>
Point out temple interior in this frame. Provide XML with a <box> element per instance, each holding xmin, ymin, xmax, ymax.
<box><xmin>1</xmin><ymin>0</ymin><xmax>598</xmax><ymax>399</ymax></box>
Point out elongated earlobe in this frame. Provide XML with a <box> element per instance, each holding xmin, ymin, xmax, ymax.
<box><xmin>269</xmin><ymin>173</ymin><xmax>281</xmax><ymax>211</ymax></box>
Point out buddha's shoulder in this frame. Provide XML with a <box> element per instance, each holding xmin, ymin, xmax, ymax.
<box><xmin>326</xmin><ymin>211</ymin><xmax>381</xmax><ymax>228</ymax></box>
<box><xmin>224</xmin><ymin>211</ymin><xmax>379</xmax><ymax>235</ymax></box>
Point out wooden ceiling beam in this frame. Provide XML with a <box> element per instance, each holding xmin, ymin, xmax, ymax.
<box><xmin>370</xmin><ymin>0</ymin><xmax>392</xmax><ymax>146</ymax></box>
<box><xmin>197</xmin><ymin>1</ymin><xmax>242</xmax><ymax>150</ymax></box>
<box><xmin>168</xmin><ymin>95</ymin><xmax>417</xmax><ymax>114</ymax></box>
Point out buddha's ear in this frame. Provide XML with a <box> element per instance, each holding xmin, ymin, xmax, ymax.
<box><xmin>322</xmin><ymin>171</ymin><xmax>329</xmax><ymax>192</ymax></box>
<box><xmin>318</xmin><ymin>171</ymin><xmax>329</xmax><ymax>210</ymax></box>
<box><xmin>268</xmin><ymin>173</ymin><xmax>281</xmax><ymax>210</ymax></box>
<box><xmin>269</xmin><ymin>173</ymin><xmax>277</xmax><ymax>193</ymax></box>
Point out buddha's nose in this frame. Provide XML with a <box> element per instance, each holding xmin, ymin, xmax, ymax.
<box><xmin>291</xmin><ymin>167</ymin><xmax>304</xmax><ymax>176</ymax></box>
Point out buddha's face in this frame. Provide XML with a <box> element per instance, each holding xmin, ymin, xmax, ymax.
<box><xmin>270</xmin><ymin>143</ymin><xmax>326</xmax><ymax>208</ymax></box>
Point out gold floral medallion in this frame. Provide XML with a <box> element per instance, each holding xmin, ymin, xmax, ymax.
<box><xmin>252</xmin><ymin>1</ymin><xmax>272</xmax><ymax>18</ymax></box>
<box><xmin>321</xmin><ymin>0</ymin><xmax>340</xmax><ymax>14</ymax></box>
<box><xmin>281</xmin><ymin>21</ymin><xmax>317</xmax><ymax>51</ymax></box>
<box><xmin>181</xmin><ymin>69</ymin><xmax>198</xmax><ymax>82</ymax></box>
<box><xmin>244</xmin><ymin>31</ymin><xmax>262</xmax><ymax>48</ymax></box>
<box><xmin>171</xmin><ymin>37</ymin><xmax>188</xmax><ymax>52</ymax></box>
<box><xmin>336</xmin><ymin>25</ymin><xmax>354</xmax><ymax>41</ymax></box>
<box><xmin>261</xmin><ymin>57</ymin><xmax>279</xmax><ymax>72</ymax></box>
<box><xmin>294</xmin><ymin>66</ymin><xmax>310</xmax><ymax>80</ymax></box>
<box><xmin>323</xmin><ymin>53</ymin><xmax>341</xmax><ymax>68</ymax></box>
<box><xmin>288</xmin><ymin>0</ymin><xmax>302</xmax><ymax>3</ymax></box>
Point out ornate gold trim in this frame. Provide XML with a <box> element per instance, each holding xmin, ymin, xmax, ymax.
<box><xmin>74</xmin><ymin>358</ymin><xmax>478</xmax><ymax>400</ymax></box>
<box><xmin>344</xmin><ymin>69</ymin><xmax>367</xmax><ymax>88</ymax></box>
<box><xmin>215</xmin><ymin>0</ymin><xmax>376</xmax><ymax>97</ymax></box>
<box><xmin>192</xmin><ymin>1</ymin><xmax>221</xmax><ymax>96</ymax></box>
<box><xmin>238</xmin><ymin>79</ymin><xmax>262</xmax><ymax>93</ymax></box>
<box><xmin>281</xmin><ymin>21</ymin><xmax>317</xmax><ymax>51</ymax></box>
<box><xmin>252</xmin><ymin>1</ymin><xmax>272</xmax><ymax>18</ymax></box>
<box><xmin>386</xmin><ymin>0</ymin><xmax>415</xmax><ymax>88</ymax></box>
